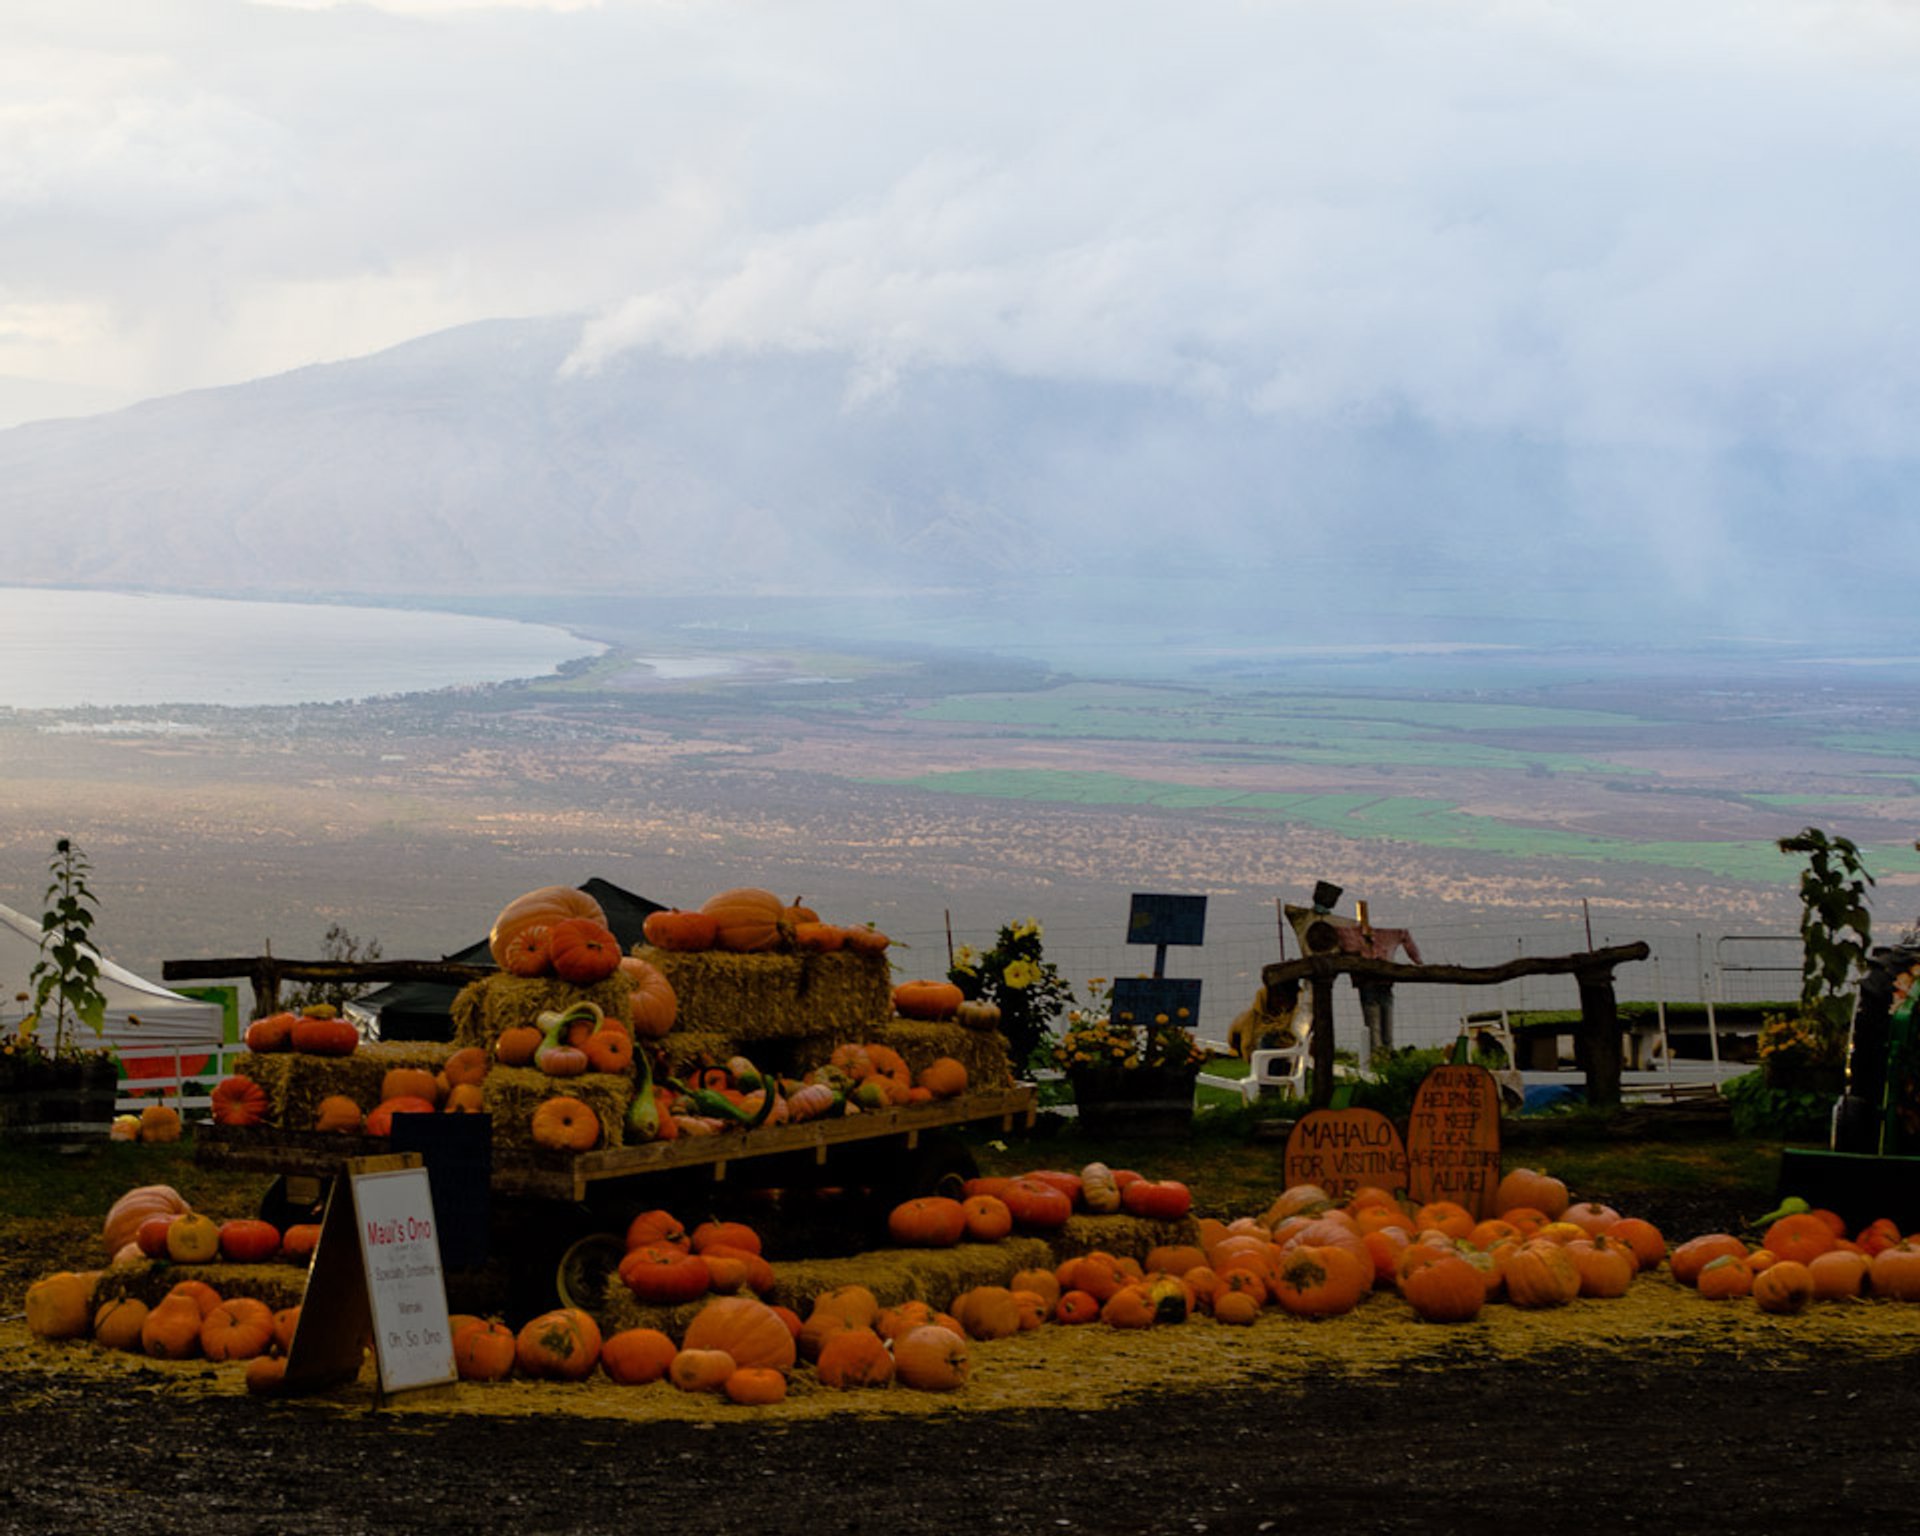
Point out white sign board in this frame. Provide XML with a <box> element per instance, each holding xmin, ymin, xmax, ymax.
<box><xmin>351</xmin><ymin>1164</ymin><xmax>457</xmax><ymax>1393</ymax></box>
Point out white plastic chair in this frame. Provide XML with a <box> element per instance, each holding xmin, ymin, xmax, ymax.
<box><xmin>1195</xmin><ymin>1024</ymin><xmax>1312</xmax><ymax>1105</ymax></box>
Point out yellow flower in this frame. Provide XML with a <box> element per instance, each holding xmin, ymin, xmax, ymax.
<box><xmin>1012</xmin><ymin>919</ymin><xmax>1042</xmax><ymax>941</ymax></box>
<box><xmin>1003</xmin><ymin>959</ymin><xmax>1041</xmax><ymax>990</ymax></box>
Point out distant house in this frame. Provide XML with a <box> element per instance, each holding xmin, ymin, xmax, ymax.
<box><xmin>351</xmin><ymin>877</ymin><xmax>667</xmax><ymax>1041</ymax></box>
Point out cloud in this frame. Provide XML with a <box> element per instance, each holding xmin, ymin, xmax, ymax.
<box><xmin>4</xmin><ymin>0</ymin><xmax>1920</xmax><ymax>496</ymax></box>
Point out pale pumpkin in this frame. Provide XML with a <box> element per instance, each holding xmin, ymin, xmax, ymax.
<box><xmin>488</xmin><ymin>885</ymin><xmax>607</xmax><ymax>971</ymax></box>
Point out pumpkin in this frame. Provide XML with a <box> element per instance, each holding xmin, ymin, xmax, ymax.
<box><xmin>917</xmin><ymin>1056</ymin><xmax>969</xmax><ymax>1099</ymax></box>
<box><xmin>1696</xmin><ymin>1254</ymin><xmax>1754</xmax><ymax>1300</ymax></box>
<box><xmin>792</xmin><ymin>922</ymin><xmax>844</xmax><ymax>954</ymax></box>
<box><xmin>954</xmin><ymin>998</ymin><xmax>1002</xmax><ymax>1031</ymax></box>
<box><xmin>1274</xmin><ymin>1246</ymin><xmax>1368</xmax><ymax>1317</ymax></box>
<box><xmin>893</xmin><ymin>1324</ymin><xmax>969</xmax><ymax>1391</ymax></box>
<box><xmin>93</xmin><ymin>1295</ymin><xmax>150</xmax><ymax>1351</ymax></box>
<box><xmin>952</xmin><ymin>1286</ymin><xmax>1023</xmax><ymax>1340</ymax></box>
<box><xmin>454</xmin><ymin>1319</ymin><xmax>517</xmax><ymax>1381</ymax></box>
<box><xmin>1605</xmin><ymin>1217</ymin><xmax>1667</xmax><ymax>1272</ymax></box>
<box><xmin>642</xmin><ymin>908</ymin><xmax>720</xmax><ymax>952</ymax></box>
<box><xmin>810</xmin><ymin>1284</ymin><xmax>880</xmax><ymax>1327</ymax></box>
<box><xmin>1506</xmin><ymin>1240</ymin><xmax>1582</xmax><ymax>1307</ymax></box>
<box><xmin>583</xmin><ymin>1029</ymin><xmax>635</xmax><ymax>1074</ymax></box>
<box><xmin>547</xmin><ymin>917</ymin><xmax>624</xmax><ymax>984</ymax></box>
<box><xmin>691</xmin><ymin>1220</ymin><xmax>763</xmax><ymax>1256</ymax></box>
<box><xmin>624</xmin><ymin>1209</ymin><xmax>690</xmax><ymax>1252</ymax></box>
<box><xmin>962</xmin><ymin>1195</ymin><xmax>1014</xmax><ymax>1243</ymax></box>
<box><xmin>1061</xmin><ymin>1251</ymin><xmax>1130</xmax><ymax>1303</ymax></box>
<box><xmin>1010</xmin><ymin>1267</ymin><xmax>1062</xmax><ymax>1312</ymax></box>
<box><xmin>1763</xmin><ymin>1213</ymin><xmax>1837</xmax><ymax>1266</ymax></box>
<box><xmin>1567</xmin><ymin>1236</ymin><xmax>1636</xmax><ymax>1298</ymax></box>
<box><xmin>442</xmin><ymin>1047</ymin><xmax>490</xmax><ymax>1088</ymax></box>
<box><xmin>701</xmin><ymin>1244</ymin><xmax>775</xmax><ymax>1296</ymax></box>
<box><xmin>669</xmin><ymin>1347</ymin><xmax>737</xmax><ymax>1393</ymax></box>
<box><xmin>1808</xmin><ymin>1249</ymin><xmax>1870</xmax><ymax>1300</ymax></box>
<box><xmin>530</xmin><ymin>1095</ymin><xmax>602</xmax><ymax>1152</ymax></box>
<box><xmin>290</xmin><ymin>1015</ymin><xmax>358</xmax><ymax>1056</ymax></box>
<box><xmin>499</xmin><ymin>926</ymin><xmax>552</xmax><ymax>977</ymax></box>
<box><xmin>1055</xmin><ymin>1289</ymin><xmax>1101</xmax><ymax>1325</ymax></box>
<box><xmin>600</xmin><ymin>1327</ymin><xmax>679</xmax><ymax>1385</ymax></box>
<box><xmin>1400</xmin><ymin>1253</ymin><xmax>1485</xmax><ymax>1323</ymax></box>
<box><xmin>141</xmin><ymin>1294</ymin><xmax>206</xmax><ymax>1359</ymax></box>
<box><xmin>103</xmin><ymin>1185</ymin><xmax>191</xmax><ymax>1257</ymax></box>
<box><xmin>619</xmin><ymin>1243</ymin><xmax>711</xmax><ymax>1304</ymax></box>
<box><xmin>1671</xmin><ymin>1233</ymin><xmax>1749</xmax><ymax>1287</ymax></box>
<box><xmin>1100</xmin><ymin>1286</ymin><xmax>1157</xmax><ymax>1329</ymax></box>
<box><xmin>888</xmin><ymin>1196</ymin><xmax>968</xmax><ymax>1248</ymax></box>
<box><xmin>243</xmin><ymin>1012</ymin><xmax>297</xmax><ymax>1052</ymax></box>
<box><xmin>798</xmin><ymin>1307</ymin><xmax>864</xmax><ymax>1363</ymax></box>
<box><xmin>137</xmin><ymin>1104</ymin><xmax>183</xmax><ymax>1143</ymax></box>
<box><xmin>313</xmin><ymin>1094</ymin><xmax>364</xmax><ymax>1134</ymax></box>
<box><xmin>25</xmin><ymin>1271</ymin><xmax>95</xmax><ymax>1340</ymax></box>
<box><xmin>381</xmin><ymin>1067</ymin><xmax>441</xmax><ymax>1107</ymax></box>
<box><xmin>893</xmin><ymin>979</ymin><xmax>965</xmax><ymax>1021</ymax></box>
<box><xmin>621</xmin><ymin>956</ymin><xmax>678</xmax><ymax>1039</ymax></box>
<box><xmin>1562</xmin><ymin>1201</ymin><xmax>1621</xmax><ymax>1237</ymax></box>
<box><xmin>1080</xmin><ymin>1162</ymin><xmax>1122</xmax><ymax>1215</ymax></box>
<box><xmin>165</xmin><ymin>1213</ymin><xmax>222</xmax><ymax>1264</ymax></box>
<box><xmin>218</xmin><ymin>1218</ymin><xmax>282</xmax><ymax>1264</ymax></box>
<box><xmin>701</xmin><ymin>887</ymin><xmax>788</xmax><ymax>952</ymax></box>
<box><xmin>208</xmin><ymin>1074</ymin><xmax>271</xmax><ymax>1128</ymax></box>
<box><xmin>272</xmin><ymin>1305</ymin><xmax>302</xmax><ymax>1355</ymax></box>
<box><xmin>875</xmin><ymin>1300</ymin><xmax>938</xmax><ymax>1343</ymax></box>
<box><xmin>1146</xmin><ymin>1244</ymin><xmax>1209</xmax><ymax>1277</ymax></box>
<box><xmin>281</xmin><ymin>1224</ymin><xmax>321</xmax><ymax>1262</ymax></box>
<box><xmin>724</xmin><ymin>1366</ymin><xmax>788</xmax><ymax>1406</ymax></box>
<box><xmin>200</xmin><ymin>1298</ymin><xmax>276</xmax><ymax>1362</ymax></box>
<box><xmin>488</xmin><ymin>885</ymin><xmax>607</xmax><ymax>970</ymax></box>
<box><xmin>682</xmin><ymin>1296</ymin><xmax>797</xmax><ymax>1371</ymax></box>
<box><xmin>841</xmin><ymin>924</ymin><xmax>891</xmax><ymax>955</ymax></box>
<box><xmin>1413</xmin><ymin>1201</ymin><xmax>1476</xmax><ymax>1240</ymax></box>
<box><xmin>816</xmin><ymin>1326</ymin><xmax>894</xmax><ymax>1388</ymax></box>
<box><xmin>515</xmin><ymin>1307</ymin><xmax>602</xmax><ymax>1380</ymax></box>
<box><xmin>444</xmin><ymin>1083</ymin><xmax>486</xmax><ymax>1114</ymax></box>
<box><xmin>1495</xmin><ymin>1167</ymin><xmax>1569</xmax><ymax>1220</ymax></box>
<box><xmin>1869</xmin><ymin>1240</ymin><xmax>1920</xmax><ymax>1301</ymax></box>
<box><xmin>495</xmin><ymin>1024</ymin><xmax>543</xmax><ymax>1067</ymax></box>
<box><xmin>166</xmin><ymin>1278</ymin><xmax>223</xmax><ymax>1317</ymax></box>
<box><xmin>365</xmin><ymin>1095</ymin><xmax>436</xmax><ymax>1137</ymax></box>
<box><xmin>244</xmin><ymin>1357</ymin><xmax>289</xmax><ymax>1397</ymax></box>
<box><xmin>1754</xmin><ymin>1258</ymin><xmax>1816</xmax><ymax>1314</ymax></box>
<box><xmin>1122</xmin><ymin>1179</ymin><xmax>1193</xmax><ymax>1222</ymax></box>
<box><xmin>1000</xmin><ymin>1177</ymin><xmax>1073</xmax><ymax>1230</ymax></box>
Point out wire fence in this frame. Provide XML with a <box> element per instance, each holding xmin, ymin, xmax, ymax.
<box><xmin>887</xmin><ymin>904</ymin><xmax>1803</xmax><ymax>1054</ymax></box>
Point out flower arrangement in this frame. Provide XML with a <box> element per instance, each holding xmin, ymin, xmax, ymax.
<box><xmin>1757</xmin><ymin>1011</ymin><xmax>1845</xmax><ymax>1079</ymax></box>
<box><xmin>949</xmin><ymin>919</ymin><xmax>1073</xmax><ymax>1073</ymax></box>
<box><xmin>1047</xmin><ymin>980</ymin><xmax>1210</xmax><ymax>1076</ymax></box>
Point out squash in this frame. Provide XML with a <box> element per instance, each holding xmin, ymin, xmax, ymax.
<box><xmin>530</xmin><ymin>1095</ymin><xmax>602</xmax><ymax>1152</ymax></box>
<box><xmin>641</xmin><ymin>909</ymin><xmax>718</xmax><ymax>952</ymax></box>
<box><xmin>893</xmin><ymin>979</ymin><xmax>965</xmax><ymax>1021</ymax></box>
<box><xmin>680</xmin><ymin>1296</ymin><xmax>796</xmax><ymax>1371</ymax></box>
<box><xmin>700</xmin><ymin>887</ymin><xmax>788</xmax><ymax>952</ymax></box>
<box><xmin>488</xmin><ymin>885</ymin><xmax>607</xmax><ymax>971</ymax></box>
<box><xmin>546</xmin><ymin>917</ymin><xmax>624</xmax><ymax>985</ymax></box>
<box><xmin>103</xmin><ymin>1185</ymin><xmax>191</xmax><ymax>1257</ymax></box>
<box><xmin>620</xmin><ymin>956</ymin><xmax>678</xmax><ymax>1039</ymax></box>
<box><xmin>1079</xmin><ymin>1162</ymin><xmax>1122</xmax><ymax>1215</ymax></box>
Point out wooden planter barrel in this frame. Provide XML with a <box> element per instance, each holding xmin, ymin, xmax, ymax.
<box><xmin>1068</xmin><ymin>1063</ymin><xmax>1199</xmax><ymax>1138</ymax></box>
<box><xmin>0</xmin><ymin>1058</ymin><xmax>119</xmax><ymax>1144</ymax></box>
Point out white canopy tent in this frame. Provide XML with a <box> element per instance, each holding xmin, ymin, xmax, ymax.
<box><xmin>0</xmin><ymin>901</ymin><xmax>223</xmax><ymax>1070</ymax></box>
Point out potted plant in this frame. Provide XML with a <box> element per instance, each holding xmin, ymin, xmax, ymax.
<box><xmin>1047</xmin><ymin>980</ymin><xmax>1208</xmax><ymax>1137</ymax></box>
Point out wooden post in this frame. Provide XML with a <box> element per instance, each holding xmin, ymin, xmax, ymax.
<box><xmin>1310</xmin><ymin>974</ymin><xmax>1337</xmax><ymax>1109</ymax></box>
<box><xmin>1576</xmin><ymin>969</ymin><xmax>1624</xmax><ymax>1108</ymax></box>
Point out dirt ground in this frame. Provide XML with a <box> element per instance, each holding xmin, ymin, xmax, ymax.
<box><xmin>2</xmin><ymin>1336</ymin><xmax>1916</xmax><ymax>1535</ymax></box>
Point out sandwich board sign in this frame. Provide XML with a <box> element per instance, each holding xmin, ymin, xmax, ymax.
<box><xmin>282</xmin><ymin>1152</ymin><xmax>456</xmax><ymax>1398</ymax></box>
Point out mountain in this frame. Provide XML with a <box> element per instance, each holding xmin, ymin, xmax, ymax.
<box><xmin>0</xmin><ymin>315</ymin><xmax>1903</xmax><ymax>634</ymax></box>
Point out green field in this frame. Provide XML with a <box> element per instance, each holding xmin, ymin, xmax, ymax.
<box><xmin>878</xmin><ymin>767</ymin><xmax>1920</xmax><ymax>883</ymax></box>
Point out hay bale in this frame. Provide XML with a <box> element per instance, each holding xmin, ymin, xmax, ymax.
<box><xmin>238</xmin><ymin>1043</ymin><xmax>454</xmax><ymax>1130</ymax></box>
<box><xmin>482</xmin><ymin>1065</ymin><xmax>632</xmax><ymax>1155</ymax></box>
<box><xmin>873</xmin><ymin>1021</ymin><xmax>1014</xmax><ymax>1091</ymax></box>
<box><xmin>655</xmin><ymin>1031</ymin><xmax>740</xmax><ymax>1079</ymax></box>
<box><xmin>1047</xmin><ymin>1213</ymin><xmax>1203</xmax><ymax>1266</ymax></box>
<box><xmin>450</xmin><ymin>973</ymin><xmax>632</xmax><ymax>1051</ymax></box>
<box><xmin>596</xmin><ymin>1237</ymin><xmax>1055</xmax><ymax>1336</ymax></box>
<box><xmin>637</xmin><ymin>947</ymin><xmax>890</xmax><ymax>1044</ymax></box>
<box><xmin>93</xmin><ymin>1259</ymin><xmax>309</xmax><ymax>1314</ymax></box>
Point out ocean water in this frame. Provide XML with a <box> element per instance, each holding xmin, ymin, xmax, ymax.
<box><xmin>0</xmin><ymin>588</ymin><xmax>600</xmax><ymax>709</ymax></box>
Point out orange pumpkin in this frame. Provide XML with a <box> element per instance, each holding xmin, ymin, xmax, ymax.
<box><xmin>312</xmin><ymin>1094</ymin><xmax>364</xmax><ymax>1134</ymax></box>
<box><xmin>381</xmin><ymin>1067</ymin><xmax>441</xmax><ymax>1107</ymax></box>
<box><xmin>515</xmin><ymin>1307</ymin><xmax>602</xmax><ymax>1380</ymax></box>
<box><xmin>365</xmin><ymin>1095</ymin><xmax>436</xmax><ymax>1137</ymax></box>
<box><xmin>583</xmin><ymin>1029</ymin><xmax>635</xmax><ymax>1074</ymax></box>
<box><xmin>1697</xmin><ymin>1254</ymin><xmax>1754</xmax><ymax>1300</ymax></box>
<box><xmin>951</xmin><ymin>1286</ymin><xmax>1022</xmax><ymax>1340</ymax></box>
<box><xmin>494</xmin><ymin>1024</ymin><xmax>543</xmax><ymax>1067</ymax></box>
<box><xmin>547</xmin><ymin>917</ymin><xmax>624</xmax><ymax>984</ymax></box>
<box><xmin>1763</xmin><ymin>1213</ymin><xmax>1837</xmax><ymax>1266</ymax></box>
<box><xmin>209</xmin><ymin>1075</ymin><xmax>271</xmax><ymax>1128</ymax></box>
<box><xmin>723</xmin><ymin>1366</ymin><xmax>788</xmax><ymax>1405</ymax></box>
<box><xmin>442</xmin><ymin>1047</ymin><xmax>490</xmax><ymax>1088</ymax></box>
<box><xmin>289</xmin><ymin>1016</ymin><xmax>358</xmax><ymax>1057</ymax></box>
<box><xmin>620</xmin><ymin>956</ymin><xmax>678</xmax><ymax>1039</ymax></box>
<box><xmin>917</xmin><ymin>1056</ymin><xmax>970</xmax><ymax>1099</ymax></box>
<box><xmin>200</xmin><ymin>1298</ymin><xmax>276</xmax><ymax>1362</ymax></box>
<box><xmin>816</xmin><ymin>1326</ymin><xmax>895</xmax><ymax>1388</ymax></box>
<box><xmin>599</xmin><ymin>1327</ymin><xmax>679</xmax><ymax>1385</ymax></box>
<box><xmin>141</xmin><ymin>1295</ymin><xmax>205</xmax><ymax>1359</ymax></box>
<box><xmin>792</xmin><ymin>922</ymin><xmax>844</xmax><ymax>954</ymax></box>
<box><xmin>488</xmin><ymin>885</ymin><xmax>607</xmax><ymax>971</ymax></box>
<box><xmin>669</xmin><ymin>1347</ymin><xmax>737</xmax><ymax>1393</ymax></box>
<box><xmin>682</xmin><ymin>1296</ymin><xmax>797</xmax><ymax>1371</ymax></box>
<box><xmin>701</xmin><ymin>887</ymin><xmax>788</xmax><ymax>952</ymax></box>
<box><xmin>530</xmin><ymin>1095</ymin><xmax>601</xmax><ymax>1152</ymax></box>
<box><xmin>454</xmin><ymin>1318</ymin><xmax>517</xmax><ymax>1381</ymax></box>
<box><xmin>893</xmin><ymin>1324</ymin><xmax>969</xmax><ymax>1391</ymax></box>
<box><xmin>243</xmin><ymin>1012</ymin><xmax>297</xmax><ymax>1052</ymax></box>
<box><xmin>1495</xmin><ymin>1167</ymin><xmax>1569</xmax><ymax>1220</ymax></box>
<box><xmin>25</xmin><ymin>1271</ymin><xmax>94</xmax><ymax>1340</ymax></box>
<box><xmin>624</xmin><ymin>1209</ymin><xmax>690</xmax><ymax>1252</ymax></box>
<box><xmin>892</xmin><ymin>979</ymin><xmax>965</xmax><ymax>1021</ymax></box>
<box><xmin>962</xmin><ymin>1194</ymin><xmax>1014</xmax><ymax>1243</ymax></box>
<box><xmin>1671</xmin><ymin>1233</ymin><xmax>1749</xmax><ymax>1287</ymax></box>
<box><xmin>888</xmin><ymin>1196</ymin><xmax>969</xmax><ymax>1248</ymax></box>
<box><xmin>1754</xmin><ymin>1258</ymin><xmax>1816</xmax><ymax>1314</ymax></box>
<box><xmin>137</xmin><ymin>1104</ymin><xmax>183</xmax><ymax>1143</ymax></box>
<box><xmin>1400</xmin><ymin>1253</ymin><xmax>1484</xmax><ymax>1323</ymax></box>
<box><xmin>641</xmin><ymin>908</ymin><xmax>720</xmax><ymax>952</ymax></box>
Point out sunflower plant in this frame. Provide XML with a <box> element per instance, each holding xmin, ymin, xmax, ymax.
<box><xmin>949</xmin><ymin>918</ymin><xmax>1073</xmax><ymax>1073</ymax></box>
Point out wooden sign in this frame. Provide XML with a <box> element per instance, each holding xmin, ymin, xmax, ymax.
<box><xmin>1405</xmin><ymin>1063</ymin><xmax>1503</xmax><ymax>1218</ymax></box>
<box><xmin>283</xmin><ymin>1153</ymin><xmax>456</xmax><ymax>1398</ymax></box>
<box><xmin>1283</xmin><ymin>1107</ymin><xmax>1409</xmax><ymax>1200</ymax></box>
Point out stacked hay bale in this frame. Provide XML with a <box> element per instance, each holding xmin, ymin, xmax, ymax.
<box><xmin>449</xmin><ymin>972</ymin><xmax>632</xmax><ymax>1053</ymax></box>
<box><xmin>873</xmin><ymin>1019</ymin><xmax>1014</xmax><ymax>1091</ymax></box>
<box><xmin>483</xmin><ymin>1065</ymin><xmax>632</xmax><ymax>1156</ymax></box>
<box><xmin>238</xmin><ymin>1041</ymin><xmax>454</xmax><ymax>1131</ymax></box>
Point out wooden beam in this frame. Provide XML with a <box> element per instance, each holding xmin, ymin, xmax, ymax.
<box><xmin>162</xmin><ymin>958</ymin><xmax>495</xmax><ymax>987</ymax></box>
<box><xmin>1261</xmin><ymin>941</ymin><xmax>1650</xmax><ymax>994</ymax></box>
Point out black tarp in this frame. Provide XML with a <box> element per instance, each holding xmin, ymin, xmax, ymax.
<box><xmin>361</xmin><ymin>877</ymin><xmax>668</xmax><ymax>1042</ymax></box>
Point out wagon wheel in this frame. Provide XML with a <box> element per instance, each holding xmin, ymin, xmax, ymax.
<box><xmin>555</xmin><ymin>1232</ymin><xmax>627</xmax><ymax>1314</ymax></box>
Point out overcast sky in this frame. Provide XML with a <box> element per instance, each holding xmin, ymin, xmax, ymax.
<box><xmin>6</xmin><ymin>0</ymin><xmax>1919</xmax><ymax>475</ymax></box>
